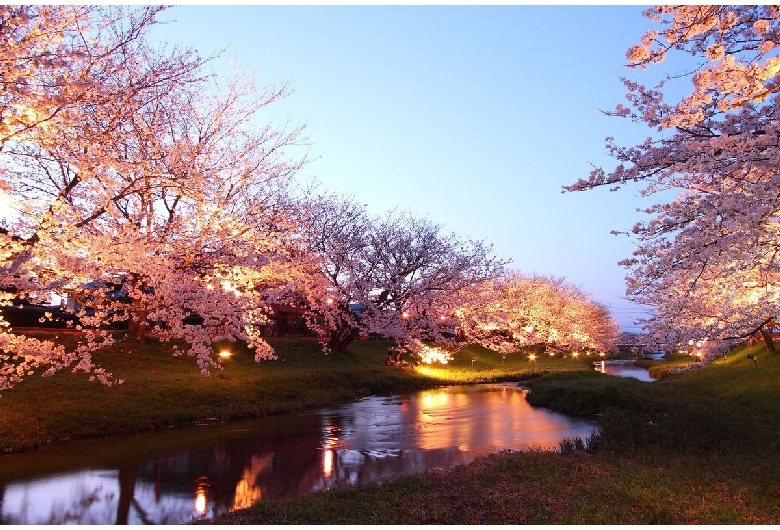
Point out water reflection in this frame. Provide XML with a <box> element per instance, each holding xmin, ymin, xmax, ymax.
<box><xmin>594</xmin><ymin>360</ymin><xmax>655</xmax><ymax>381</ymax></box>
<box><xmin>0</xmin><ymin>383</ymin><xmax>598</xmax><ymax>525</ymax></box>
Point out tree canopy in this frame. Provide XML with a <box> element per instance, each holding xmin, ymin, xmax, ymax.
<box><xmin>566</xmin><ymin>6</ymin><xmax>780</xmax><ymax>356</ymax></box>
<box><xmin>0</xmin><ymin>6</ymin><xmax>619</xmax><ymax>390</ymax></box>
<box><xmin>0</xmin><ymin>6</ymin><xmax>307</xmax><ymax>389</ymax></box>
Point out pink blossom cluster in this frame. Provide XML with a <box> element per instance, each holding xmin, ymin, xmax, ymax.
<box><xmin>566</xmin><ymin>6</ymin><xmax>780</xmax><ymax>355</ymax></box>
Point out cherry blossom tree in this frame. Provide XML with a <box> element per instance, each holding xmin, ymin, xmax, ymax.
<box><xmin>295</xmin><ymin>192</ymin><xmax>506</xmax><ymax>353</ymax></box>
<box><xmin>361</xmin><ymin>212</ymin><xmax>506</xmax><ymax>347</ymax></box>
<box><xmin>566</xmin><ymin>6</ymin><xmax>780</xmax><ymax>356</ymax></box>
<box><xmin>454</xmin><ymin>272</ymin><xmax>619</xmax><ymax>355</ymax></box>
<box><xmin>292</xmin><ymin>191</ymin><xmax>374</xmax><ymax>351</ymax></box>
<box><xmin>290</xmin><ymin>189</ymin><xmax>612</xmax><ymax>359</ymax></box>
<box><xmin>0</xmin><ymin>6</ymin><xmax>308</xmax><ymax>390</ymax></box>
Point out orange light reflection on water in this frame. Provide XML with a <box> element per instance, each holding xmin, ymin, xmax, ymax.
<box><xmin>321</xmin><ymin>422</ymin><xmax>340</xmax><ymax>478</ymax></box>
<box><xmin>194</xmin><ymin>487</ymin><xmax>206</xmax><ymax>515</ymax></box>
<box><xmin>232</xmin><ymin>454</ymin><xmax>274</xmax><ymax>510</ymax></box>
<box><xmin>323</xmin><ymin>449</ymin><xmax>334</xmax><ymax>477</ymax></box>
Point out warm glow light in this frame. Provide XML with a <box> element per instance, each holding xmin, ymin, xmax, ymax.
<box><xmin>205</xmin><ymin>283</ymin><xmax>214</xmax><ymax>291</ymax></box>
<box><xmin>418</xmin><ymin>344</ymin><xmax>453</xmax><ymax>364</ymax></box>
<box><xmin>195</xmin><ymin>488</ymin><xmax>207</xmax><ymax>514</ymax></box>
<box><xmin>440</xmin><ymin>315</ymin><xmax>446</xmax><ymax>321</ymax></box>
<box><xmin>528</xmin><ymin>353</ymin><xmax>537</xmax><ymax>361</ymax></box>
<box><xmin>326</xmin><ymin>298</ymin><xmax>334</xmax><ymax>305</ymax></box>
<box><xmin>549</xmin><ymin>352</ymin><xmax>555</xmax><ymax>357</ymax></box>
<box><xmin>415</xmin><ymin>365</ymin><xmax>434</xmax><ymax>376</ymax></box>
<box><xmin>599</xmin><ymin>352</ymin><xmax>605</xmax><ymax>357</ymax></box>
<box><xmin>220</xmin><ymin>280</ymin><xmax>242</xmax><ymax>297</ymax></box>
<box><xmin>572</xmin><ymin>351</ymin><xmax>579</xmax><ymax>358</ymax></box>
<box><xmin>219</xmin><ymin>350</ymin><xmax>232</xmax><ymax>358</ymax></box>
<box><xmin>322</xmin><ymin>449</ymin><xmax>334</xmax><ymax>477</ymax></box>
<box><xmin>402</xmin><ymin>311</ymin><xmax>410</xmax><ymax>319</ymax></box>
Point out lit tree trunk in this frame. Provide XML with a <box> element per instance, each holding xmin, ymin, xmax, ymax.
<box><xmin>126</xmin><ymin>274</ymin><xmax>150</xmax><ymax>341</ymax></box>
<box><xmin>127</xmin><ymin>312</ymin><xmax>149</xmax><ymax>341</ymax></box>
<box><xmin>759</xmin><ymin>325</ymin><xmax>777</xmax><ymax>355</ymax></box>
<box><xmin>721</xmin><ymin>317</ymin><xmax>777</xmax><ymax>356</ymax></box>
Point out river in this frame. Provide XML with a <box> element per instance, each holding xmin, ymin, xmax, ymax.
<box><xmin>0</xmin><ymin>382</ymin><xmax>598</xmax><ymax>525</ymax></box>
<box><xmin>594</xmin><ymin>359</ymin><xmax>655</xmax><ymax>382</ymax></box>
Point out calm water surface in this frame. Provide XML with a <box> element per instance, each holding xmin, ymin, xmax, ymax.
<box><xmin>0</xmin><ymin>382</ymin><xmax>598</xmax><ymax>525</ymax></box>
<box><xmin>594</xmin><ymin>359</ymin><xmax>655</xmax><ymax>381</ymax></box>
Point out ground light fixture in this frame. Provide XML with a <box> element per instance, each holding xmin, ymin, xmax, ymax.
<box><xmin>219</xmin><ymin>350</ymin><xmax>232</xmax><ymax>358</ymax></box>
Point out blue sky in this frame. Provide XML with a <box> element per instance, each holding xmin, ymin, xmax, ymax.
<box><xmin>151</xmin><ymin>5</ymin><xmax>672</xmax><ymax>332</ymax></box>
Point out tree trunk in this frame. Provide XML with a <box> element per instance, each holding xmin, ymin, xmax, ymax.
<box><xmin>127</xmin><ymin>310</ymin><xmax>149</xmax><ymax>341</ymax></box>
<box><xmin>126</xmin><ymin>274</ymin><xmax>151</xmax><ymax>341</ymax></box>
<box><xmin>328</xmin><ymin>326</ymin><xmax>360</xmax><ymax>351</ymax></box>
<box><xmin>759</xmin><ymin>326</ymin><xmax>777</xmax><ymax>355</ymax></box>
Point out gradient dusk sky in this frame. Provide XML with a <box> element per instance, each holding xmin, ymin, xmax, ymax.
<box><xmin>148</xmin><ymin>4</ymin><xmax>683</xmax><ymax>332</ymax></box>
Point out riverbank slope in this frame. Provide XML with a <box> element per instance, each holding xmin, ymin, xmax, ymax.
<box><xmin>0</xmin><ymin>332</ymin><xmax>584</xmax><ymax>453</ymax></box>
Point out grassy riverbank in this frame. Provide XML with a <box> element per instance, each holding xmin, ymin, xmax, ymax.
<box><xmin>6</xmin><ymin>332</ymin><xmax>780</xmax><ymax>523</ymax></box>
<box><xmin>199</xmin><ymin>341</ymin><xmax>780</xmax><ymax>525</ymax></box>
<box><xmin>0</xmin><ymin>331</ymin><xmax>586</xmax><ymax>453</ymax></box>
